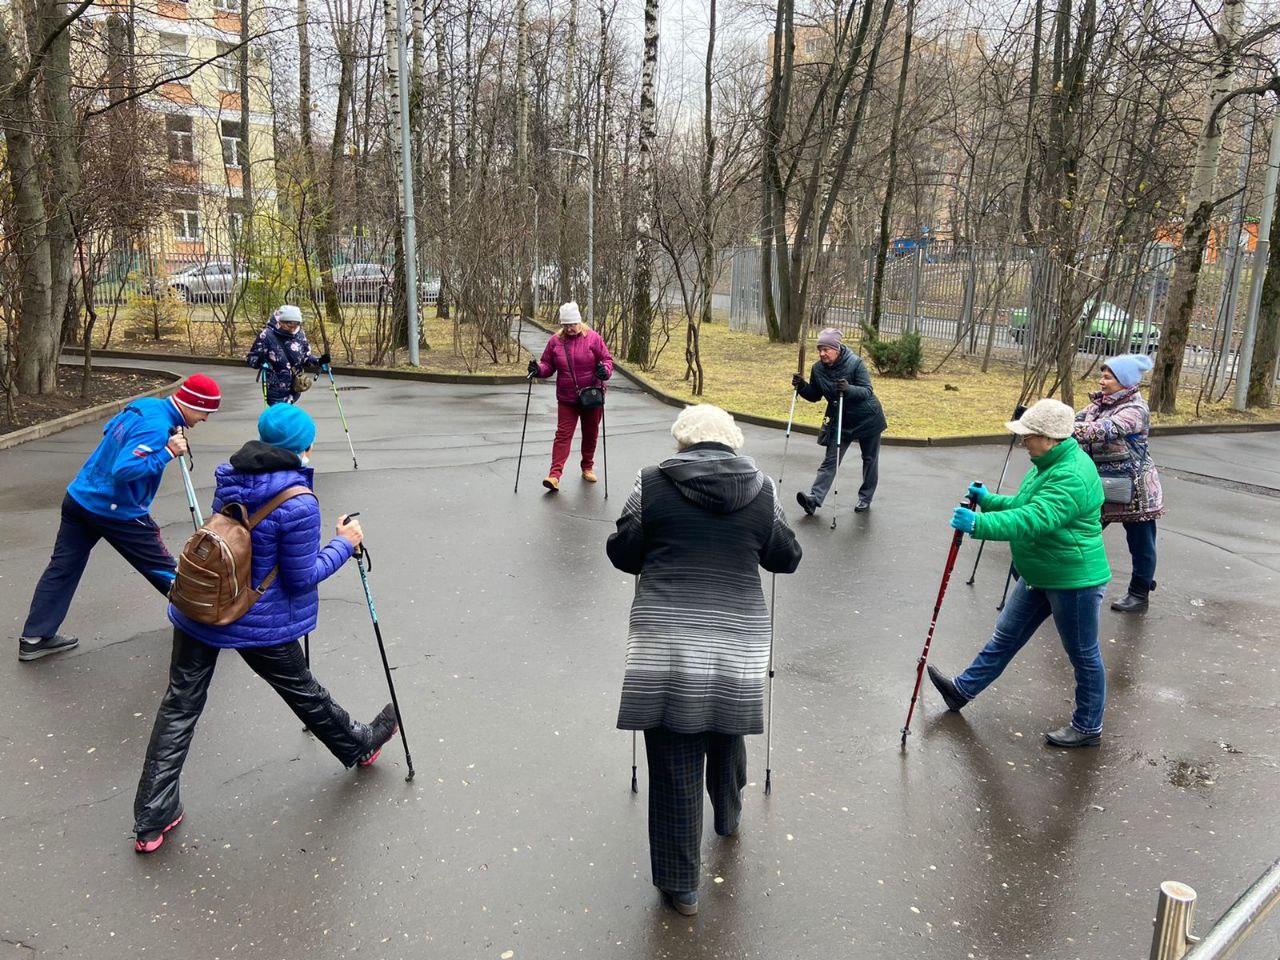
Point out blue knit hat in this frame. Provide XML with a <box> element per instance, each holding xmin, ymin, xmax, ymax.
<box><xmin>1104</xmin><ymin>353</ymin><xmax>1154</xmax><ymax>389</ymax></box>
<box><xmin>258</xmin><ymin>404</ymin><xmax>316</xmax><ymax>454</ymax></box>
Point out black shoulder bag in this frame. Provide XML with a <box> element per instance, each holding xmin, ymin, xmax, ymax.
<box><xmin>564</xmin><ymin>336</ymin><xmax>605</xmax><ymax>409</ymax></box>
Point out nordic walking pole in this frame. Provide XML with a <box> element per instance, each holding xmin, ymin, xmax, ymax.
<box><xmin>997</xmin><ymin>562</ymin><xmax>1018</xmax><ymax>612</ymax></box>
<box><xmin>900</xmin><ymin>485</ymin><xmax>983</xmax><ymax>746</ymax></box>
<box><xmin>260</xmin><ymin>363</ymin><xmax>270</xmax><ymax>408</ymax></box>
<box><xmin>630</xmin><ymin>574</ymin><xmax>639</xmax><ymax>793</ymax></box>
<box><xmin>779</xmin><ymin>390</ymin><xmax>799</xmax><ymax>487</ymax></box>
<box><xmin>515</xmin><ymin>373</ymin><xmax>534</xmax><ymax>493</ymax></box>
<box><xmin>323</xmin><ymin>364</ymin><xmax>359</xmax><ymax>470</ymax></box>
<box><xmin>344</xmin><ymin>514</ymin><xmax>415</xmax><ymax>781</ymax></box>
<box><xmin>965</xmin><ymin>404</ymin><xmax>1025</xmax><ymax>586</ymax></box>
<box><xmin>765</xmin><ymin>572</ymin><xmax>778</xmax><ymax>795</ymax></box>
<box><xmin>829</xmin><ymin>394</ymin><xmax>845</xmax><ymax>531</ymax></box>
<box><xmin>175</xmin><ymin>432</ymin><xmax>203</xmax><ymax>531</ymax></box>
<box><xmin>601</xmin><ymin>407</ymin><xmax>609</xmax><ymax>500</ymax></box>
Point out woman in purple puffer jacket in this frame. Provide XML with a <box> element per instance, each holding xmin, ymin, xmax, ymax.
<box><xmin>1074</xmin><ymin>353</ymin><xmax>1165</xmax><ymax>614</ymax></box>
<box><xmin>527</xmin><ymin>301</ymin><xmax>614</xmax><ymax>492</ymax></box>
<box><xmin>132</xmin><ymin>404</ymin><xmax>396</xmax><ymax>854</ymax></box>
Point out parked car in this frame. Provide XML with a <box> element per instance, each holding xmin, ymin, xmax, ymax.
<box><xmin>331</xmin><ymin>263</ymin><xmax>441</xmax><ymax>306</ymax></box>
<box><xmin>1009</xmin><ymin>299</ymin><xmax>1159</xmax><ymax>355</ymax></box>
<box><xmin>166</xmin><ymin>262</ymin><xmax>256</xmax><ymax>303</ymax></box>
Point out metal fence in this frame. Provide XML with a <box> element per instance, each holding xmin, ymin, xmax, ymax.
<box><xmin>85</xmin><ymin>238</ymin><xmax>439</xmax><ymax>312</ymax></box>
<box><xmin>726</xmin><ymin>239</ymin><xmax>1274</xmax><ymax>385</ymax></box>
<box><xmin>1150</xmin><ymin>858</ymin><xmax>1280</xmax><ymax>959</ymax></box>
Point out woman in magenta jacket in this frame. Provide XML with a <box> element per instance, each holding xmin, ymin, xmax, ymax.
<box><xmin>526</xmin><ymin>301</ymin><xmax>614</xmax><ymax>492</ymax></box>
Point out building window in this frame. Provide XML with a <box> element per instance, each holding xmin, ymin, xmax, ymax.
<box><xmin>228</xmin><ymin>200</ymin><xmax>248</xmax><ymax>245</ymax></box>
<box><xmin>213</xmin><ymin>0</ymin><xmax>239</xmax><ymax>10</ymax></box>
<box><xmin>159</xmin><ymin>32</ymin><xmax>189</xmax><ymax>79</ymax></box>
<box><xmin>804</xmin><ymin>37</ymin><xmax>819</xmax><ymax>55</ymax></box>
<box><xmin>166</xmin><ymin>115</ymin><xmax>194</xmax><ymax>162</ymax></box>
<box><xmin>173</xmin><ymin>196</ymin><xmax>201</xmax><ymax>240</ymax></box>
<box><xmin>215</xmin><ymin>42</ymin><xmax>239</xmax><ymax>91</ymax></box>
<box><xmin>220</xmin><ymin>120</ymin><xmax>244</xmax><ymax>167</ymax></box>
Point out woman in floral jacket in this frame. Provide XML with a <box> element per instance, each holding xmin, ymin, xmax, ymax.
<box><xmin>1074</xmin><ymin>353</ymin><xmax>1164</xmax><ymax>613</ymax></box>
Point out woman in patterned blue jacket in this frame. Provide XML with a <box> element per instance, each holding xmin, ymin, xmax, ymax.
<box><xmin>132</xmin><ymin>404</ymin><xmax>395</xmax><ymax>854</ymax></box>
<box><xmin>246</xmin><ymin>304</ymin><xmax>329</xmax><ymax>405</ymax></box>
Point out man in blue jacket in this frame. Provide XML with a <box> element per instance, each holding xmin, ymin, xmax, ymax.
<box><xmin>18</xmin><ymin>374</ymin><xmax>222</xmax><ymax>662</ymax></box>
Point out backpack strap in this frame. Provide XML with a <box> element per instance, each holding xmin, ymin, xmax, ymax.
<box><xmin>248</xmin><ymin>485</ymin><xmax>315</xmax><ymax>528</ymax></box>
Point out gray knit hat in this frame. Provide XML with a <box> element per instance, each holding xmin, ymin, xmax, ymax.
<box><xmin>817</xmin><ymin>327</ymin><xmax>843</xmax><ymax>349</ymax></box>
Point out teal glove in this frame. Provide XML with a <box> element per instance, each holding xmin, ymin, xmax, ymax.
<box><xmin>951</xmin><ymin>507</ymin><xmax>977</xmax><ymax>533</ymax></box>
<box><xmin>967</xmin><ymin>481</ymin><xmax>986</xmax><ymax>503</ymax></box>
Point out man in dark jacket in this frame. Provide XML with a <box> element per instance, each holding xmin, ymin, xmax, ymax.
<box><xmin>607</xmin><ymin>404</ymin><xmax>802</xmax><ymax>916</ymax></box>
<box><xmin>131</xmin><ymin>403</ymin><xmax>395</xmax><ymax>854</ymax></box>
<box><xmin>792</xmin><ymin>327</ymin><xmax>887</xmax><ymax>516</ymax></box>
<box><xmin>246</xmin><ymin>304</ymin><xmax>328</xmax><ymax>405</ymax></box>
<box><xmin>18</xmin><ymin>374</ymin><xmax>222</xmax><ymax>662</ymax></box>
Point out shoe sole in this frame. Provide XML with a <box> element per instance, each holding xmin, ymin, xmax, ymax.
<box><xmin>542</xmin><ymin>480</ymin><xmax>559</xmax><ymax>492</ymax></box>
<box><xmin>1045</xmin><ymin>735</ymin><xmax>1101</xmax><ymax>748</ymax></box>
<box><xmin>135</xmin><ymin>813</ymin><xmax>183</xmax><ymax>854</ymax></box>
<box><xmin>18</xmin><ymin>642</ymin><xmax>79</xmax><ymax>661</ymax></box>
<box><xmin>582</xmin><ymin>474</ymin><xmax>597</xmax><ymax>483</ymax></box>
<box><xmin>358</xmin><ymin>726</ymin><xmax>398</xmax><ymax>767</ymax></box>
<box><xmin>664</xmin><ymin>892</ymin><xmax>699</xmax><ymax>916</ymax></box>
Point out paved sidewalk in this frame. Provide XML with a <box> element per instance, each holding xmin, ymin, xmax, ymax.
<box><xmin>1</xmin><ymin>358</ymin><xmax>1277</xmax><ymax>959</ymax></box>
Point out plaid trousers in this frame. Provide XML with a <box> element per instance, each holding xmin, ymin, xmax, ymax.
<box><xmin>643</xmin><ymin>727</ymin><xmax>747</xmax><ymax>893</ymax></box>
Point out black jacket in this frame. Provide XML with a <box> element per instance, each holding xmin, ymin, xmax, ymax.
<box><xmin>799</xmin><ymin>345</ymin><xmax>887</xmax><ymax>442</ymax></box>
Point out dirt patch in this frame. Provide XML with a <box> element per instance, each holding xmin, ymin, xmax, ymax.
<box><xmin>1</xmin><ymin>366</ymin><xmax>173</xmax><ymax>435</ymax></box>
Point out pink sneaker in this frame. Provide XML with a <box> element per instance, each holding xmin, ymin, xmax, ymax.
<box><xmin>356</xmin><ymin>704</ymin><xmax>397</xmax><ymax>767</ymax></box>
<box><xmin>134</xmin><ymin>813</ymin><xmax>183</xmax><ymax>854</ymax></box>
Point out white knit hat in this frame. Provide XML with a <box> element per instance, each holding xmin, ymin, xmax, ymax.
<box><xmin>671</xmin><ymin>404</ymin><xmax>745</xmax><ymax>451</ymax></box>
<box><xmin>559</xmin><ymin>301</ymin><xmax>582</xmax><ymax>325</ymax></box>
<box><xmin>1006</xmin><ymin>398</ymin><xmax>1075</xmax><ymax>439</ymax></box>
<box><xmin>276</xmin><ymin>304</ymin><xmax>303</xmax><ymax>325</ymax></box>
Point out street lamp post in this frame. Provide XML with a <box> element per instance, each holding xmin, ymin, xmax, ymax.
<box><xmin>549</xmin><ymin>146</ymin><xmax>593</xmax><ymax>327</ymax></box>
<box><xmin>528</xmin><ymin>185</ymin><xmax>539</xmax><ymax>317</ymax></box>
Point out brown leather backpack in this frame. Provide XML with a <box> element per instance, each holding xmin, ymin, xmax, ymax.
<box><xmin>169</xmin><ymin>485</ymin><xmax>314</xmax><ymax>626</ymax></box>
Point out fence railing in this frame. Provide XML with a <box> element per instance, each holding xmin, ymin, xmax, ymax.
<box><xmin>1150</xmin><ymin>858</ymin><xmax>1280</xmax><ymax>960</ymax></box>
<box><xmin>725</xmin><ymin>239</ymin><xmax>1273</xmax><ymax>385</ymax></box>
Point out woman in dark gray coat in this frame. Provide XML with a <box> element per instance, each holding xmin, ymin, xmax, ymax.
<box><xmin>792</xmin><ymin>327</ymin><xmax>887</xmax><ymax>516</ymax></box>
<box><xmin>606</xmin><ymin>404</ymin><xmax>802</xmax><ymax>917</ymax></box>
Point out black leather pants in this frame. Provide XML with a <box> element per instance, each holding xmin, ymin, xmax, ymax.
<box><xmin>133</xmin><ymin>626</ymin><xmax>371</xmax><ymax>835</ymax></box>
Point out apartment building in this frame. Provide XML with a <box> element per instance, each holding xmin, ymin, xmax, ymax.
<box><xmin>87</xmin><ymin>0</ymin><xmax>276</xmax><ymax>271</ymax></box>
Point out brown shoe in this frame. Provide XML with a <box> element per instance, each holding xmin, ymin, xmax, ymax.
<box><xmin>582</xmin><ymin>469</ymin><xmax>598</xmax><ymax>483</ymax></box>
<box><xmin>542</xmin><ymin>476</ymin><xmax>560</xmax><ymax>492</ymax></box>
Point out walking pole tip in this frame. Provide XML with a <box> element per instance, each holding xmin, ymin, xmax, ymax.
<box><xmin>764</xmin><ymin>769</ymin><xmax>773</xmax><ymax>796</ymax></box>
<box><xmin>631</xmin><ymin>767</ymin><xmax>638</xmax><ymax>793</ymax></box>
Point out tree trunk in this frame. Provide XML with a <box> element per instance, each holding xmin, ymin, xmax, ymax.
<box><xmin>1248</xmin><ymin>182</ymin><xmax>1280</xmax><ymax>407</ymax></box>
<box><xmin>870</xmin><ymin>0</ymin><xmax>915</xmax><ymax>336</ymax></box>
<box><xmin>627</xmin><ymin>0</ymin><xmax>658</xmax><ymax>364</ymax></box>
<box><xmin>1149</xmin><ymin>0</ymin><xmax>1244</xmax><ymax>413</ymax></box>
<box><xmin>516</xmin><ymin>0</ymin><xmax>532</xmax><ymax>321</ymax></box>
<box><xmin>384</xmin><ymin>0</ymin><xmax>410</xmax><ymax>349</ymax></box>
<box><xmin>690</xmin><ymin>0</ymin><xmax>715</xmax><ymax>396</ymax></box>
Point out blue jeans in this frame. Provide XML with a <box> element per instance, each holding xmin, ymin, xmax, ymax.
<box><xmin>1123</xmin><ymin>520</ymin><xmax>1157</xmax><ymax>589</ymax></box>
<box><xmin>954</xmin><ymin>579</ymin><xmax>1107</xmax><ymax>734</ymax></box>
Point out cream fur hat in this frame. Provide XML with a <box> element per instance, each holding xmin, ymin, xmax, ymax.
<box><xmin>559</xmin><ymin>301</ymin><xmax>583</xmax><ymax>324</ymax></box>
<box><xmin>1006</xmin><ymin>398</ymin><xmax>1075</xmax><ymax>439</ymax></box>
<box><xmin>671</xmin><ymin>404</ymin><xmax>745</xmax><ymax>451</ymax></box>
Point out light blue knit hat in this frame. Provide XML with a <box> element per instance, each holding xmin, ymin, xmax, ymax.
<box><xmin>1104</xmin><ymin>353</ymin><xmax>1153</xmax><ymax>388</ymax></box>
<box><xmin>258</xmin><ymin>404</ymin><xmax>316</xmax><ymax>454</ymax></box>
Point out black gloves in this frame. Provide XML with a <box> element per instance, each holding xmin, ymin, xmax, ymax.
<box><xmin>527</xmin><ymin>359</ymin><xmax>540</xmax><ymax>378</ymax></box>
<box><xmin>836</xmin><ymin>378</ymin><xmax>849</xmax><ymax>394</ymax></box>
<box><xmin>595</xmin><ymin>361</ymin><xmax>609</xmax><ymax>381</ymax></box>
<box><xmin>318</xmin><ymin>352</ymin><xmax>331</xmax><ymax>367</ymax></box>
<box><xmin>791</xmin><ymin>373</ymin><xmax>806</xmax><ymax>390</ymax></box>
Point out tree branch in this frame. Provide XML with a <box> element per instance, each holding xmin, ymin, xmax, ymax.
<box><xmin>6</xmin><ymin>0</ymin><xmax>96</xmax><ymax>98</ymax></box>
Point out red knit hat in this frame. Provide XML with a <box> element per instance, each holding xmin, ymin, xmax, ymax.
<box><xmin>173</xmin><ymin>374</ymin><xmax>221</xmax><ymax>412</ymax></box>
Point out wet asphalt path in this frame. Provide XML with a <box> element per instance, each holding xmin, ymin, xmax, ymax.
<box><xmin>1</xmin><ymin>356</ymin><xmax>1278</xmax><ymax>959</ymax></box>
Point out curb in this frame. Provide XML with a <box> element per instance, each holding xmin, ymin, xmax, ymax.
<box><xmin>0</xmin><ymin>363</ymin><xmax>183</xmax><ymax>451</ymax></box>
<box><xmin>521</xmin><ymin>318</ymin><xmax>1280</xmax><ymax>445</ymax></box>
<box><xmin>61</xmin><ymin>346</ymin><xmax>531</xmax><ymax>386</ymax></box>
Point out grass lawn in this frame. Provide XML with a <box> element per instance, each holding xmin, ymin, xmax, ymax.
<box><xmin>634</xmin><ymin>319</ymin><xmax>1280</xmax><ymax>439</ymax></box>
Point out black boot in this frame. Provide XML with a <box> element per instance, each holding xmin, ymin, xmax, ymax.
<box><xmin>796</xmin><ymin>491</ymin><xmax>817</xmax><ymax>516</ymax></box>
<box><xmin>1111</xmin><ymin>576</ymin><xmax>1153</xmax><ymax>613</ymax></box>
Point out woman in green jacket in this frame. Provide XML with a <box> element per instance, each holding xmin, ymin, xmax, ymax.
<box><xmin>927</xmin><ymin>399</ymin><xmax>1112</xmax><ymax>748</ymax></box>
